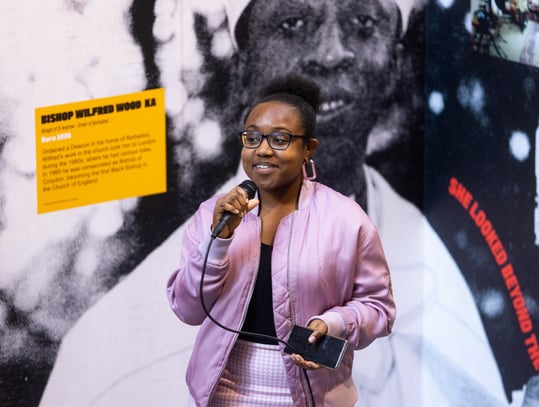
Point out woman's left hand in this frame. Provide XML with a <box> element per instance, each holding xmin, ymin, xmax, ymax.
<box><xmin>290</xmin><ymin>319</ymin><xmax>328</xmax><ymax>370</ymax></box>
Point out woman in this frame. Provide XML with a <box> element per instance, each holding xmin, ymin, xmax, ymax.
<box><xmin>167</xmin><ymin>75</ymin><xmax>395</xmax><ymax>406</ymax></box>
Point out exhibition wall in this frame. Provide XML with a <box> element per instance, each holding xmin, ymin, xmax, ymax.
<box><xmin>0</xmin><ymin>0</ymin><xmax>537</xmax><ymax>405</ymax></box>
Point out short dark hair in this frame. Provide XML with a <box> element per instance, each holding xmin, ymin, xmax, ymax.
<box><xmin>245</xmin><ymin>75</ymin><xmax>321</xmax><ymax>138</ymax></box>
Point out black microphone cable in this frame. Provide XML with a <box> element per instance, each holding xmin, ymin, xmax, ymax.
<box><xmin>199</xmin><ymin>233</ymin><xmax>316</xmax><ymax>407</ymax></box>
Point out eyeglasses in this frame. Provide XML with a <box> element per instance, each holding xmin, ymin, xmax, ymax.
<box><xmin>239</xmin><ymin>130</ymin><xmax>311</xmax><ymax>150</ymax></box>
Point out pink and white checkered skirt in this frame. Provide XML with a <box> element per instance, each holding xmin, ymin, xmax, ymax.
<box><xmin>208</xmin><ymin>338</ymin><xmax>294</xmax><ymax>406</ymax></box>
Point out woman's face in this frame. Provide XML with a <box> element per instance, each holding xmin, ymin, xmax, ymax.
<box><xmin>241</xmin><ymin>101</ymin><xmax>316</xmax><ymax>192</ymax></box>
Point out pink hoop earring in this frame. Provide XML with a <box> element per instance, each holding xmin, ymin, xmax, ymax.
<box><xmin>302</xmin><ymin>158</ymin><xmax>317</xmax><ymax>181</ymax></box>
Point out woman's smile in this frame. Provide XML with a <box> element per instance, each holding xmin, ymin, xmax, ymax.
<box><xmin>253</xmin><ymin>162</ymin><xmax>278</xmax><ymax>173</ymax></box>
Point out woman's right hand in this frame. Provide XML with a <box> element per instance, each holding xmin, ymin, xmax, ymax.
<box><xmin>212</xmin><ymin>186</ymin><xmax>259</xmax><ymax>238</ymax></box>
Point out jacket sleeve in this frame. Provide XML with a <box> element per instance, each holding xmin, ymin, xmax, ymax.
<box><xmin>325</xmin><ymin>223</ymin><xmax>396</xmax><ymax>350</ymax></box>
<box><xmin>166</xmin><ymin>199</ymin><xmax>233</xmax><ymax>326</ymax></box>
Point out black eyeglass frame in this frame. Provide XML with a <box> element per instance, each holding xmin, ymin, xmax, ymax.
<box><xmin>239</xmin><ymin>130</ymin><xmax>312</xmax><ymax>150</ymax></box>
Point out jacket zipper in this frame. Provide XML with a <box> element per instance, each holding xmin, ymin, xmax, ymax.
<box><xmin>288</xmin><ymin>212</ymin><xmax>297</xmax><ymax>327</ymax></box>
<box><xmin>287</xmin><ymin>214</ymin><xmax>314</xmax><ymax>407</ymax></box>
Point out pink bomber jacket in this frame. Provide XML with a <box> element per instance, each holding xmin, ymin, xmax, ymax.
<box><xmin>167</xmin><ymin>180</ymin><xmax>395</xmax><ymax>406</ymax></box>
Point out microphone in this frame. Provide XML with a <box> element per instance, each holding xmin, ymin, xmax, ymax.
<box><xmin>211</xmin><ymin>180</ymin><xmax>257</xmax><ymax>238</ymax></box>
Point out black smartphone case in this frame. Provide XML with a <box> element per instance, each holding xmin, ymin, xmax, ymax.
<box><xmin>284</xmin><ymin>325</ymin><xmax>348</xmax><ymax>369</ymax></box>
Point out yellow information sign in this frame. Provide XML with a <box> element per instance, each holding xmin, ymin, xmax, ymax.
<box><xmin>35</xmin><ymin>88</ymin><xmax>166</xmax><ymax>213</ymax></box>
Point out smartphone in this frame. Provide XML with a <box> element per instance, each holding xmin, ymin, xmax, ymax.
<box><xmin>284</xmin><ymin>325</ymin><xmax>348</xmax><ymax>370</ymax></box>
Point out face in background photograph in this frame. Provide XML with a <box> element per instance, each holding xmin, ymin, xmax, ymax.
<box><xmin>230</xmin><ymin>0</ymin><xmax>402</xmax><ymax>204</ymax></box>
<box><xmin>156</xmin><ymin>0</ymin><xmax>425</xmax><ymax>215</ymax></box>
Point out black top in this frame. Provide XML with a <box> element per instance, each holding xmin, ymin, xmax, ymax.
<box><xmin>239</xmin><ymin>243</ymin><xmax>278</xmax><ymax>344</ymax></box>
